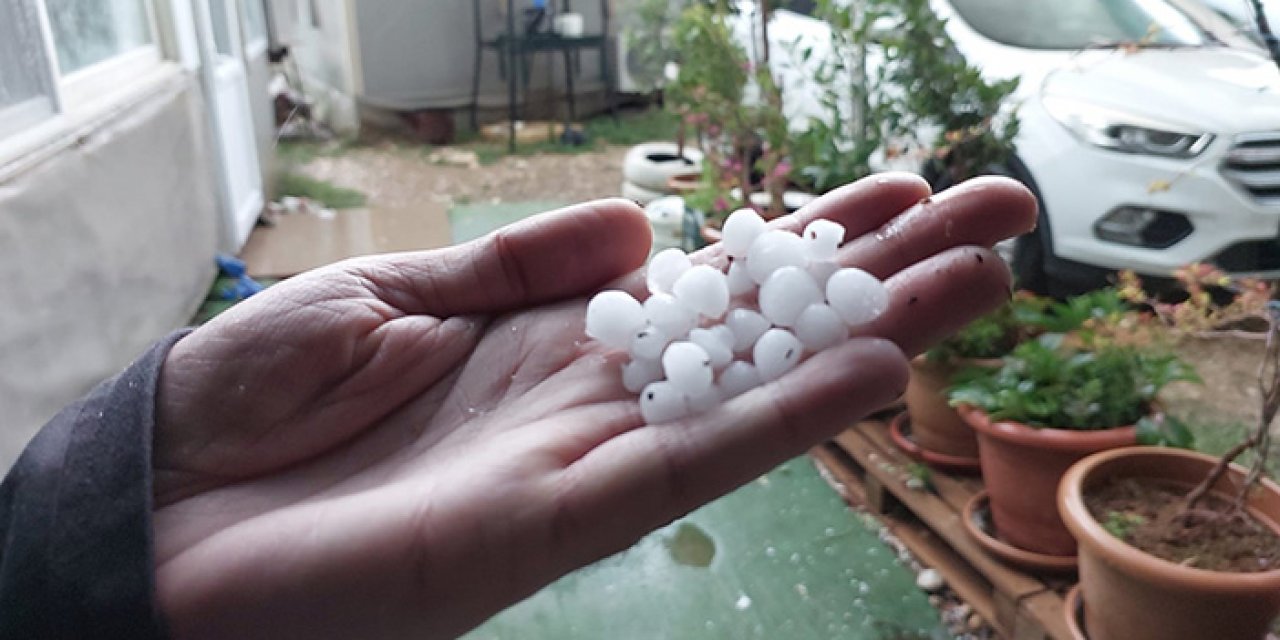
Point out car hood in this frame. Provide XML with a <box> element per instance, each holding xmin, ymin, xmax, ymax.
<box><xmin>1040</xmin><ymin>48</ymin><xmax>1280</xmax><ymax>135</ymax></box>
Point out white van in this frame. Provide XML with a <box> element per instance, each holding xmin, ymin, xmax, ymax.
<box><xmin>742</xmin><ymin>1</ymin><xmax>1280</xmax><ymax>293</ymax></box>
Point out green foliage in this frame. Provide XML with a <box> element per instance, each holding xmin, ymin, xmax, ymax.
<box><xmin>276</xmin><ymin>172</ymin><xmax>366</xmax><ymax>209</ymax></box>
<box><xmin>789</xmin><ymin>0</ymin><xmax>1020</xmax><ymax>194</ymax></box>
<box><xmin>876</xmin><ymin>0</ymin><xmax>1020</xmax><ymax>183</ymax></box>
<box><xmin>1103</xmin><ymin>511</ymin><xmax>1147</xmax><ymax>540</ymax></box>
<box><xmin>584</xmin><ymin>109</ymin><xmax>681</xmax><ymax>146</ymax></box>
<box><xmin>948</xmin><ymin>338</ymin><xmax>1200</xmax><ymax>430</ymax></box>
<box><xmin>1016</xmin><ymin>288</ymin><xmax>1129</xmax><ymax>335</ymax></box>
<box><xmin>927</xmin><ymin>297</ymin><xmax>1031</xmax><ymax>363</ymax></box>
<box><xmin>1136</xmin><ymin>415</ymin><xmax>1196</xmax><ymax>449</ymax></box>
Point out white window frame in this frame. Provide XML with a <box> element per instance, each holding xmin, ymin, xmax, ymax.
<box><xmin>1</xmin><ymin>0</ymin><xmax>173</xmax><ymax>173</ymax></box>
<box><xmin>241</xmin><ymin>0</ymin><xmax>269</xmax><ymax>58</ymax></box>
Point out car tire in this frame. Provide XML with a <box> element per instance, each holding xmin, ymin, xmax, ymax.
<box><xmin>623</xmin><ymin>142</ymin><xmax>704</xmax><ymax>192</ymax></box>
<box><xmin>621</xmin><ymin>181</ymin><xmax>668</xmax><ymax>206</ymax></box>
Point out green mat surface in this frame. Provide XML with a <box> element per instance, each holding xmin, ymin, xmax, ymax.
<box><xmin>466</xmin><ymin>457</ymin><xmax>944</xmax><ymax>640</ymax></box>
<box><xmin>448</xmin><ymin>201</ymin><xmax>567</xmax><ymax>244</ymax></box>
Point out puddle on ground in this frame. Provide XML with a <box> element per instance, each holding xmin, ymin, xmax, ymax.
<box><xmin>665</xmin><ymin>522</ymin><xmax>716</xmax><ymax>567</ymax></box>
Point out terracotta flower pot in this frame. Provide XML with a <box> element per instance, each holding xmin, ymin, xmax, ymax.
<box><xmin>1059</xmin><ymin>446</ymin><xmax>1280</xmax><ymax>640</ymax></box>
<box><xmin>957</xmin><ymin>405</ymin><xmax>1137</xmax><ymax>557</ymax></box>
<box><xmin>904</xmin><ymin>356</ymin><xmax>999</xmax><ymax>460</ymax></box>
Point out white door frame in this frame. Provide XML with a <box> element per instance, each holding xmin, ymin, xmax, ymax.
<box><xmin>190</xmin><ymin>0</ymin><xmax>265</xmax><ymax>250</ymax></box>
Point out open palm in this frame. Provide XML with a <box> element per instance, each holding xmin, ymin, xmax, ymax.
<box><xmin>150</xmin><ymin>173</ymin><xmax>1035</xmax><ymax>639</ymax></box>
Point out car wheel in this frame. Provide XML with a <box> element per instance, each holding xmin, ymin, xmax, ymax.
<box><xmin>623</xmin><ymin>143</ymin><xmax>704</xmax><ymax>192</ymax></box>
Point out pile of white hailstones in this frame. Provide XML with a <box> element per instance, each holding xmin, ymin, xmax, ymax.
<box><xmin>585</xmin><ymin>208</ymin><xmax>890</xmax><ymax>424</ymax></box>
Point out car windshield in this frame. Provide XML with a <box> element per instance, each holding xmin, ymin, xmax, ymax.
<box><xmin>947</xmin><ymin>0</ymin><xmax>1207</xmax><ymax>50</ymax></box>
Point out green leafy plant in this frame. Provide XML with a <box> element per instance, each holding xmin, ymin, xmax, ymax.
<box><xmin>925</xmin><ymin>294</ymin><xmax>1042</xmax><ymax>363</ymax></box>
<box><xmin>1103</xmin><ymin>511</ymin><xmax>1147</xmax><ymax>540</ymax></box>
<box><xmin>948</xmin><ymin>338</ymin><xmax>1200</xmax><ymax>430</ymax></box>
<box><xmin>1135</xmin><ymin>414</ymin><xmax>1196</xmax><ymax>449</ymax></box>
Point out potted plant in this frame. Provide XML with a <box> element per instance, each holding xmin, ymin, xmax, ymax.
<box><xmin>1057</xmin><ymin>278</ymin><xmax>1280</xmax><ymax>640</ymax></box>
<box><xmin>949</xmin><ymin>333</ymin><xmax>1199</xmax><ymax>564</ymax></box>
<box><xmin>898</xmin><ymin>297</ymin><xmax>1030</xmax><ymax>469</ymax></box>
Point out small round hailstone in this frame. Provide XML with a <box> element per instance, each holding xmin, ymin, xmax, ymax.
<box><xmin>794</xmin><ymin>303</ymin><xmax>847</xmax><ymax>352</ymax></box>
<box><xmin>647</xmin><ymin>248</ymin><xmax>693</xmax><ymax>295</ymax></box>
<box><xmin>721</xmin><ymin>208</ymin><xmax>766</xmax><ymax>258</ymax></box>
<box><xmin>727</xmin><ymin>259</ymin><xmax>754</xmax><ymax>296</ymax></box>
<box><xmin>686</xmin><ymin>384</ymin><xmax>723</xmax><ymax>415</ymax></box>
<box><xmin>746</xmin><ymin>230</ymin><xmax>808</xmax><ymax>284</ymax></box>
<box><xmin>719</xmin><ymin>361</ymin><xmax>763</xmax><ymax>398</ymax></box>
<box><xmin>640</xmin><ymin>380</ymin><xmax>689</xmax><ymax>424</ymax></box>
<box><xmin>758</xmin><ymin>266</ymin><xmax>824</xmax><ymax>327</ymax></box>
<box><xmin>724</xmin><ymin>308</ymin><xmax>770</xmax><ymax>354</ymax></box>
<box><xmin>803</xmin><ymin>219</ymin><xmax>845</xmax><ymax>262</ymax></box>
<box><xmin>689</xmin><ymin>328</ymin><xmax>733</xmax><ymax>370</ymax></box>
<box><xmin>585</xmin><ymin>290</ymin><xmax>645</xmax><ymax>350</ymax></box>
<box><xmin>622</xmin><ymin>358</ymin><xmax>663</xmax><ymax>393</ymax></box>
<box><xmin>630</xmin><ymin>325</ymin><xmax>671</xmax><ymax>361</ymax></box>
<box><xmin>672</xmin><ymin>265</ymin><xmax>730</xmax><ymax>319</ymax></box>
<box><xmin>826</xmin><ymin>268</ymin><xmax>890</xmax><ymax>327</ymax></box>
<box><xmin>662</xmin><ymin>341</ymin><xmax>714</xmax><ymax>394</ymax></box>
<box><xmin>807</xmin><ymin>260</ymin><xmax>841</xmax><ymax>289</ymax></box>
<box><xmin>753</xmin><ymin>328</ymin><xmax>805</xmax><ymax>381</ymax></box>
<box><xmin>707</xmin><ymin>324</ymin><xmax>736</xmax><ymax>350</ymax></box>
<box><xmin>644</xmin><ymin>293</ymin><xmax>696</xmax><ymax>339</ymax></box>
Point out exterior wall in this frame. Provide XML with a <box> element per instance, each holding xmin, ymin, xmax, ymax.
<box><xmin>0</xmin><ymin>71</ymin><xmax>220</xmax><ymax>469</ymax></box>
<box><xmin>354</xmin><ymin>2</ymin><xmax>608</xmax><ymax>111</ymax></box>
<box><xmin>245</xmin><ymin>44</ymin><xmax>279</xmax><ymax>194</ymax></box>
<box><xmin>270</xmin><ymin>0</ymin><xmax>362</xmax><ymax>134</ymax></box>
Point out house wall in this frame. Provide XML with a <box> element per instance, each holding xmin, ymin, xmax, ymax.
<box><xmin>354</xmin><ymin>2</ymin><xmax>608</xmax><ymax>112</ymax></box>
<box><xmin>270</xmin><ymin>0</ymin><xmax>363</xmax><ymax>134</ymax></box>
<box><xmin>0</xmin><ymin>71</ymin><xmax>220</xmax><ymax>469</ymax></box>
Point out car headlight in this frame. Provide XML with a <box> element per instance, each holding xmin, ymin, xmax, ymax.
<box><xmin>1042</xmin><ymin>95</ymin><xmax>1213</xmax><ymax>158</ymax></box>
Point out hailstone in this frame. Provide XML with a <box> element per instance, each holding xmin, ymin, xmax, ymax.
<box><xmin>727</xmin><ymin>259</ymin><xmax>755</xmax><ymax>296</ymax></box>
<box><xmin>585</xmin><ymin>290</ymin><xmax>645</xmax><ymax>350</ymax></box>
<box><xmin>647</xmin><ymin>248</ymin><xmax>692</xmax><ymax>295</ymax></box>
<box><xmin>644</xmin><ymin>293</ymin><xmax>696</xmax><ymax>338</ymax></box>
<box><xmin>719</xmin><ymin>361</ymin><xmax>763</xmax><ymax>398</ymax></box>
<box><xmin>758</xmin><ymin>266</ymin><xmax>823</xmax><ymax>327</ymax></box>
<box><xmin>826</xmin><ymin>268</ymin><xmax>890</xmax><ymax>327</ymax></box>
<box><xmin>639</xmin><ymin>380</ymin><xmax>690</xmax><ymax>423</ymax></box>
<box><xmin>721</xmin><ymin>208</ymin><xmax>766</xmax><ymax>258</ymax></box>
<box><xmin>689</xmin><ymin>327</ymin><xmax>733</xmax><ymax>370</ymax></box>
<box><xmin>746</xmin><ymin>230</ymin><xmax>808</xmax><ymax>283</ymax></box>
<box><xmin>803</xmin><ymin>219</ymin><xmax>845</xmax><ymax>261</ymax></box>
<box><xmin>754</xmin><ymin>328</ymin><xmax>805</xmax><ymax>381</ymax></box>
<box><xmin>672</xmin><ymin>265</ymin><xmax>730</xmax><ymax>319</ymax></box>
<box><xmin>662</xmin><ymin>341</ymin><xmax>714</xmax><ymax>394</ymax></box>
<box><xmin>622</xmin><ymin>358</ymin><xmax>664</xmax><ymax>393</ymax></box>
<box><xmin>724</xmin><ymin>308</ymin><xmax>770</xmax><ymax>354</ymax></box>
<box><xmin>794</xmin><ymin>303</ymin><xmax>847</xmax><ymax>352</ymax></box>
<box><xmin>630</xmin><ymin>325</ymin><xmax>671</xmax><ymax>361</ymax></box>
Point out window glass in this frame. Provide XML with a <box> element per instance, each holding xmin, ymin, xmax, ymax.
<box><xmin>242</xmin><ymin>0</ymin><xmax>268</xmax><ymax>44</ymax></box>
<box><xmin>210</xmin><ymin>0</ymin><xmax>235</xmax><ymax>55</ymax></box>
<box><xmin>948</xmin><ymin>0</ymin><xmax>1206</xmax><ymax>49</ymax></box>
<box><xmin>0</xmin><ymin>0</ymin><xmax>55</xmax><ymax>135</ymax></box>
<box><xmin>46</xmin><ymin>0</ymin><xmax>154</xmax><ymax>75</ymax></box>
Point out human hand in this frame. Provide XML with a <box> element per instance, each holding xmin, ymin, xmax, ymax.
<box><xmin>151</xmin><ymin>173</ymin><xmax>1036</xmax><ymax>639</ymax></box>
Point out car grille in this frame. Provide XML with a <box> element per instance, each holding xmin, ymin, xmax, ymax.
<box><xmin>1222</xmin><ymin>132</ymin><xmax>1280</xmax><ymax>205</ymax></box>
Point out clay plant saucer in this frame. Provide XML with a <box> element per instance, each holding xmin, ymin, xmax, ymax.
<box><xmin>888</xmin><ymin>412</ymin><xmax>982</xmax><ymax>474</ymax></box>
<box><xmin>1063</xmin><ymin>584</ymin><xmax>1088</xmax><ymax>640</ymax></box>
<box><xmin>962</xmin><ymin>490</ymin><xmax>1078</xmax><ymax>573</ymax></box>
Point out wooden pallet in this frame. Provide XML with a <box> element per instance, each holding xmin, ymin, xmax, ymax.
<box><xmin>811</xmin><ymin>419</ymin><xmax>1075</xmax><ymax>640</ymax></box>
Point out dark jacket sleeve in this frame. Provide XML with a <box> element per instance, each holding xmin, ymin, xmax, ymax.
<box><xmin>0</xmin><ymin>330</ymin><xmax>191</xmax><ymax>639</ymax></box>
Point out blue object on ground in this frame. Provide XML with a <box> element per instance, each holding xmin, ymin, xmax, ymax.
<box><xmin>215</xmin><ymin>254</ymin><xmax>265</xmax><ymax>301</ymax></box>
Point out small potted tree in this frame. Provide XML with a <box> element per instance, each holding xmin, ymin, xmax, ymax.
<box><xmin>1057</xmin><ymin>276</ymin><xmax>1280</xmax><ymax>640</ymax></box>
<box><xmin>948</xmin><ymin>310</ymin><xmax>1199</xmax><ymax>569</ymax></box>
<box><xmin>896</xmin><ymin>297</ymin><xmax>1032</xmax><ymax>471</ymax></box>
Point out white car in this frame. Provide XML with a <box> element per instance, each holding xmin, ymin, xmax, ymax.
<box><xmin>743</xmin><ymin>0</ymin><xmax>1280</xmax><ymax>294</ymax></box>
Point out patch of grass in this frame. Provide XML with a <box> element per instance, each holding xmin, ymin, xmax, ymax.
<box><xmin>1174</xmin><ymin>411</ymin><xmax>1280</xmax><ymax>477</ymax></box>
<box><xmin>584</xmin><ymin>107</ymin><xmax>680</xmax><ymax>145</ymax></box>
<box><xmin>192</xmin><ymin>276</ymin><xmax>282</xmax><ymax>324</ymax></box>
<box><xmin>276</xmin><ymin>139</ymin><xmax>360</xmax><ymax>166</ymax></box>
<box><xmin>277</xmin><ymin>172</ymin><xmax>367</xmax><ymax>209</ymax></box>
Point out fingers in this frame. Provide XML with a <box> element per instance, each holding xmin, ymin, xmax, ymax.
<box><xmin>856</xmin><ymin>245</ymin><xmax>1015</xmax><ymax>357</ymax></box>
<box><xmin>348</xmin><ymin>199</ymin><xmax>653</xmax><ymax>317</ymax></box>
<box><xmin>611</xmin><ymin>172</ymin><xmax>932</xmax><ymax>295</ymax></box>
<box><xmin>841</xmin><ymin>176</ymin><xmax>1038</xmax><ymax>279</ymax></box>
<box><xmin>552</xmin><ymin>243</ymin><xmax>1015</xmax><ymax>569</ymax></box>
<box><xmin>551</xmin><ymin>337</ymin><xmax>909</xmax><ymax>568</ymax></box>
